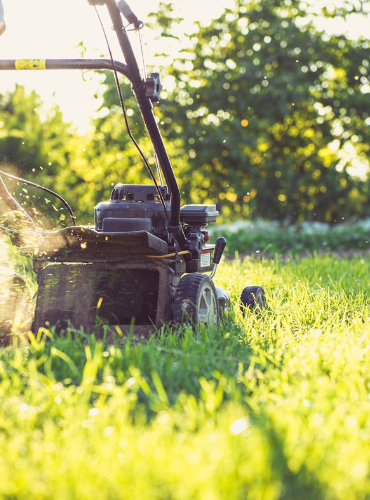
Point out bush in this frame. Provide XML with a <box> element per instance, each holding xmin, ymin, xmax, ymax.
<box><xmin>210</xmin><ymin>218</ymin><xmax>370</xmax><ymax>255</ymax></box>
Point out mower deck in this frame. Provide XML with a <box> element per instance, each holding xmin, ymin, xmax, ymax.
<box><xmin>33</xmin><ymin>258</ymin><xmax>175</xmax><ymax>335</ymax></box>
<box><xmin>25</xmin><ymin>227</ymin><xmax>169</xmax><ymax>261</ymax></box>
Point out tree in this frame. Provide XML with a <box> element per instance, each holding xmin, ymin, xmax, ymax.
<box><xmin>0</xmin><ymin>85</ymin><xmax>84</xmax><ymax>227</ymax></box>
<box><xmin>80</xmin><ymin>71</ymin><xmax>155</xmax><ymax>208</ymax></box>
<box><xmin>0</xmin><ymin>85</ymin><xmax>72</xmax><ymax>176</ymax></box>
<box><xmin>154</xmin><ymin>0</ymin><xmax>370</xmax><ymax>222</ymax></box>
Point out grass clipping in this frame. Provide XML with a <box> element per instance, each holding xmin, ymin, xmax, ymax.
<box><xmin>0</xmin><ymin>236</ymin><xmax>33</xmax><ymax>340</ymax></box>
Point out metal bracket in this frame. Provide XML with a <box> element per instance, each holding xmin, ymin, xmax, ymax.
<box><xmin>145</xmin><ymin>73</ymin><xmax>162</xmax><ymax>103</ymax></box>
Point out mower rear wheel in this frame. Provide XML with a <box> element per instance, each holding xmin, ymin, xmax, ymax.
<box><xmin>240</xmin><ymin>285</ymin><xmax>266</xmax><ymax>312</ymax></box>
<box><xmin>173</xmin><ymin>273</ymin><xmax>220</xmax><ymax>328</ymax></box>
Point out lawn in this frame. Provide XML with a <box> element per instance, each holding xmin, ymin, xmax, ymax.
<box><xmin>1</xmin><ymin>254</ymin><xmax>370</xmax><ymax>499</ymax></box>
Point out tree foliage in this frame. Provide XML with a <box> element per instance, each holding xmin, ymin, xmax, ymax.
<box><xmin>155</xmin><ymin>0</ymin><xmax>370</xmax><ymax>221</ymax></box>
<box><xmin>0</xmin><ymin>85</ymin><xmax>85</xmax><ymax>227</ymax></box>
<box><xmin>0</xmin><ymin>85</ymin><xmax>71</xmax><ymax>177</ymax></box>
<box><xmin>81</xmin><ymin>72</ymin><xmax>155</xmax><ymax>205</ymax></box>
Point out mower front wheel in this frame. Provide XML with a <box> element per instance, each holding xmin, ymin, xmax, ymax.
<box><xmin>173</xmin><ymin>273</ymin><xmax>220</xmax><ymax>328</ymax></box>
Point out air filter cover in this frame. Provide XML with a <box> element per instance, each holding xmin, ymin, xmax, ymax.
<box><xmin>180</xmin><ymin>204</ymin><xmax>219</xmax><ymax>225</ymax></box>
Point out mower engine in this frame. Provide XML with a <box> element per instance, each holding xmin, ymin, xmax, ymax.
<box><xmin>95</xmin><ymin>184</ymin><xmax>170</xmax><ymax>237</ymax></box>
<box><xmin>94</xmin><ymin>183</ymin><xmax>218</xmax><ymax>273</ymax></box>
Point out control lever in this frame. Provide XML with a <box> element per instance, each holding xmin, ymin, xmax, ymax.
<box><xmin>0</xmin><ymin>0</ymin><xmax>6</xmax><ymax>36</ymax></box>
<box><xmin>117</xmin><ymin>0</ymin><xmax>143</xmax><ymax>29</ymax></box>
<box><xmin>210</xmin><ymin>237</ymin><xmax>227</xmax><ymax>279</ymax></box>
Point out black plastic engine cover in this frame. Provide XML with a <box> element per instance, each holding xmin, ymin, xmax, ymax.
<box><xmin>180</xmin><ymin>204</ymin><xmax>219</xmax><ymax>226</ymax></box>
<box><xmin>95</xmin><ymin>184</ymin><xmax>170</xmax><ymax>237</ymax></box>
<box><xmin>102</xmin><ymin>217</ymin><xmax>152</xmax><ymax>233</ymax></box>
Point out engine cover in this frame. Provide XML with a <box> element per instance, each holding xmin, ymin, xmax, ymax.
<box><xmin>94</xmin><ymin>184</ymin><xmax>170</xmax><ymax>237</ymax></box>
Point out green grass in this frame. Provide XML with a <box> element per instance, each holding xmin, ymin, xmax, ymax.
<box><xmin>1</xmin><ymin>254</ymin><xmax>370</xmax><ymax>499</ymax></box>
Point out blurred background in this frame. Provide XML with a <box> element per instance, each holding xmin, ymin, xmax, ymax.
<box><xmin>0</xmin><ymin>0</ymin><xmax>369</xmax><ymax>230</ymax></box>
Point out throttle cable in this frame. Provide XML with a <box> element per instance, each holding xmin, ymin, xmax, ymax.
<box><xmin>0</xmin><ymin>169</ymin><xmax>77</xmax><ymax>226</ymax></box>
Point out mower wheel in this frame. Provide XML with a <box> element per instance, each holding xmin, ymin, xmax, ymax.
<box><xmin>240</xmin><ymin>285</ymin><xmax>266</xmax><ymax>312</ymax></box>
<box><xmin>173</xmin><ymin>273</ymin><xmax>220</xmax><ymax>328</ymax></box>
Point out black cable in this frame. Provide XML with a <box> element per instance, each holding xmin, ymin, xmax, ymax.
<box><xmin>94</xmin><ymin>6</ymin><xmax>170</xmax><ymax>224</ymax></box>
<box><xmin>0</xmin><ymin>174</ymin><xmax>36</xmax><ymax>228</ymax></box>
<box><xmin>138</xmin><ymin>29</ymin><xmax>147</xmax><ymax>80</ymax></box>
<box><xmin>0</xmin><ymin>170</ymin><xmax>77</xmax><ymax>226</ymax></box>
<box><xmin>0</xmin><ymin>224</ymin><xmax>15</xmax><ymax>234</ymax></box>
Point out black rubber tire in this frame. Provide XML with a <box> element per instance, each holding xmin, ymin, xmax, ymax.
<box><xmin>240</xmin><ymin>285</ymin><xmax>266</xmax><ymax>312</ymax></box>
<box><xmin>173</xmin><ymin>273</ymin><xmax>220</xmax><ymax>328</ymax></box>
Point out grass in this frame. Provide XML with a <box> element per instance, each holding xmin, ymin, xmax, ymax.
<box><xmin>1</xmin><ymin>254</ymin><xmax>370</xmax><ymax>499</ymax></box>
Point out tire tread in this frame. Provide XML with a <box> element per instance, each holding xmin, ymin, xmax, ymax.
<box><xmin>240</xmin><ymin>285</ymin><xmax>266</xmax><ymax>310</ymax></box>
<box><xmin>173</xmin><ymin>273</ymin><xmax>219</xmax><ymax>326</ymax></box>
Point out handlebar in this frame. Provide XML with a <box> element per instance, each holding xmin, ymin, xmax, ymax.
<box><xmin>0</xmin><ymin>0</ymin><xmax>6</xmax><ymax>36</ymax></box>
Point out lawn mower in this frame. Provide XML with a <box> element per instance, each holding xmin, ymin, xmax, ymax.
<box><xmin>0</xmin><ymin>0</ymin><xmax>266</xmax><ymax>337</ymax></box>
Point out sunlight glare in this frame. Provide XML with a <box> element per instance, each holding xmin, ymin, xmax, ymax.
<box><xmin>0</xmin><ymin>0</ymin><xmax>232</xmax><ymax>132</ymax></box>
<box><xmin>0</xmin><ymin>0</ymin><xmax>367</xmax><ymax>132</ymax></box>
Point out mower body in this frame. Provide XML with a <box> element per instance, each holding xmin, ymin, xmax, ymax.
<box><xmin>30</xmin><ymin>184</ymin><xmax>227</xmax><ymax>334</ymax></box>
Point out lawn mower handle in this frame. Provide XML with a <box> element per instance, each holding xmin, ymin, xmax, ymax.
<box><xmin>0</xmin><ymin>0</ymin><xmax>6</xmax><ymax>36</ymax></box>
